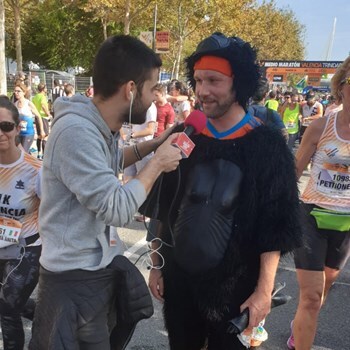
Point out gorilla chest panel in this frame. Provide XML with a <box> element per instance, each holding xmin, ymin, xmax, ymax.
<box><xmin>173</xmin><ymin>159</ymin><xmax>242</xmax><ymax>274</ymax></box>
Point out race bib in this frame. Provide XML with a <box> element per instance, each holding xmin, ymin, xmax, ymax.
<box><xmin>316</xmin><ymin>163</ymin><xmax>350</xmax><ymax>199</ymax></box>
<box><xmin>285</xmin><ymin>122</ymin><xmax>296</xmax><ymax>130</ymax></box>
<box><xmin>20</xmin><ymin>120</ymin><xmax>28</xmax><ymax>131</ymax></box>
<box><xmin>0</xmin><ymin>217</ymin><xmax>22</xmax><ymax>247</ymax></box>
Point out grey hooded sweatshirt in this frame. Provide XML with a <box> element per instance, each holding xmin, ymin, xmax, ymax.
<box><xmin>39</xmin><ymin>95</ymin><xmax>146</xmax><ymax>272</ymax></box>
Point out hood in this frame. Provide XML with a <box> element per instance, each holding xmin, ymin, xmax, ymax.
<box><xmin>53</xmin><ymin>95</ymin><xmax>113</xmax><ymax>144</ymax></box>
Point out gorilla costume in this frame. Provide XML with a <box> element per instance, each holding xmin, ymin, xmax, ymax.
<box><xmin>141</xmin><ymin>33</ymin><xmax>301</xmax><ymax>350</ymax></box>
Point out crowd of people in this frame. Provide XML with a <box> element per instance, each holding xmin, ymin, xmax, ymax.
<box><xmin>0</xmin><ymin>32</ymin><xmax>349</xmax><ymax>350</ymax></box>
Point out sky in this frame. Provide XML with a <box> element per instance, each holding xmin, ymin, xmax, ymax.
<box><xmin>260</xmin><ymin>0</ymin><xmax>350</xmax><ymax>61</ymax></box>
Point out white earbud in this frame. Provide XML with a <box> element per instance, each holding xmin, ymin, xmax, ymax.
<box><xmin>130</xmin><ymin>90</ymin><xmax>134</xmax><ymax>101</ymax></box>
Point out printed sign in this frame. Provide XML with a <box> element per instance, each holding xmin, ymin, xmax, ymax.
<box><xmin>139</xmin><ymin>32</ymin><xmax>153</xmax><ymax>49</ymax></box>
<box><xmin>155</xmin><ymin>31</ymin><xmax>170</xmax><ymax>53</ymax></box>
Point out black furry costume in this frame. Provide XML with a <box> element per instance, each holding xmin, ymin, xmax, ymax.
<box><xmin>141</xmin><ymin>124</ymin><xmax>301</xmax><ymax>349</ymax></box>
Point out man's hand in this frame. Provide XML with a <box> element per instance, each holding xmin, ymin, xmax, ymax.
<box><xmin>240</xmin><ymin>289</ymin><xmax>272</xmax><ymax>331</ymax></box>
<box><xmin>148</xmin><ymin>269</ymin><xmax>164</xmax><ymax>302</ymax></box>
<box><xmin>152</xmin><ymin>133</ymin><xmax>182</xmax><ymax>173</ymax></box>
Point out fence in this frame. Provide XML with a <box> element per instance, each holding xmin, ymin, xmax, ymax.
<box><xmin>6</xmin><ymin>71</ymin><xmax>93</xmax><ymax>99</ymax></box>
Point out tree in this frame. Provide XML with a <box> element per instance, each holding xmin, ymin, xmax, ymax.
<box><xmin>0</xmin><ymin>0</ymin><xmax>6</xmax><ymax>94</ymax></box>
<box><xmin>80</xmin><ymin>0</ymin><xmax>155</xmax><ymax>37</ymax></box>
<box><xmin>4</xmin><ymin>0</ymin><xmax>305</xmax><ymax>77</ymax></box>
<box><xmin>5</xmin><ymin>0</ymin><xmax>34</xmax><ymax>72</ymax></box>
<box><xmin>21</xmin><ymin>0</ymin><xmax>105</xmax><ymax>71</ymax></box>
<box><xmin>78</xmin><ymin>0</ymin><xmax>119</xmax><ymax>40</ymax></box>
<box><xmin>156</xmin><ymin>0</ymin><xmax>255</xmax><ymax>79</ymax></box>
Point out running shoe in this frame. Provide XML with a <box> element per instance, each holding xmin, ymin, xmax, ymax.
<box><xmin>287</xmin><ymin>320</ymin><xmax>295</xmax><ymax>349</ymax></box>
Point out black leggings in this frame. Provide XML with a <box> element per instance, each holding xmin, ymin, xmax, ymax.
<box><xmin>0</xmin><ymin>245</ymin><xmax>41</xmax><ymax>350</ymax></box>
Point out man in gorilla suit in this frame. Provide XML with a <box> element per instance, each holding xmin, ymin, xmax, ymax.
<box><xmin>141</xmin><ymin>33</ymin><xmax>301</xmax><ymax>350</ymax></box>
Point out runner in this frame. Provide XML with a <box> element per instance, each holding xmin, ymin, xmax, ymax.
<box><xmin>13</xmin><ymin>83</ymin><xmax>45</xmax><ymax>153</ymax></box>
<box><xmin>0</xmin><ymin>97</ymin><xmax>42</xmax><ymax>350</ymax></box>
<box><xmin>32</xmin><ymin>84</ymin><xmax>52</xmax><ymax>160</ymax></box>
<box><xmin>280</xmin><ymin>93</ymin><xmax>302</xmax><ymax>151</ymax></box>
<box><xmin>288</xmin><ymin>56</ymin><xmax>350</xmax><ymax>350</ymax></box>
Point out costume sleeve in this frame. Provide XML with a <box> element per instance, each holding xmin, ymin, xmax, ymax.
<box><xmin>139</xmin><ymin>169</ymin><xmax>179</xmax><ymax>222</ymax></box>
<box><xmin>239</xmin><ymin>127</ymin><xmax>302</xmax><ymax>255</ymax></box>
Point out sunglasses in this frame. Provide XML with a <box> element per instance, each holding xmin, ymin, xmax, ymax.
<box><xmin>340</xmin><ymin>77</ymin><xmax>350</xmax><ymax>85</ymax></box>
<box><xmin>0</xmin><ymin>121</ymin><xmax>16</xmax><ymax>132</ymax></box>
<box><xmin>195</xmin><ymin>33</ymin><xmax>245</xmax><ymax>56</ymax></box>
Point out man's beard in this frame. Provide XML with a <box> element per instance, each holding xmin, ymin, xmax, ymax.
<box><xmin>122</xmin><ymin>95</ymin><xmax>150</xmax><ymax>125</ymax></box>
<box><xmin>201</xmin><ymin>94</ymin><xmax>236</xmax><ymax>119</ymax></box>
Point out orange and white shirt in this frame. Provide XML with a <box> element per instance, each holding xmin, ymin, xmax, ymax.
<box><xmin>0</xmin><ymin>151</ymin><xmax>42</xmax><ymax>246</ymax></box>
<box><xmin>301</xmin><ymin>113</ymin><xmax>350</xmax><ymax>212</ymax></box>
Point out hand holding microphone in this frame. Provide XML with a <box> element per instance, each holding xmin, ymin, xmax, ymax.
<box><xmin>152</xmin><ymin>110</ymin><xmax>207</xmax><ymax>173</ymax></box>
<box><xmin>153</xmin><ymin>134</ymin><xmax>183</xmax><ymax>173</ymax></box>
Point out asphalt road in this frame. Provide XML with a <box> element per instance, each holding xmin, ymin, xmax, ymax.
<box><xmin>2</xmin><ymin>170</ymin><xmax>350</xmax><ymax>349</ymax></box>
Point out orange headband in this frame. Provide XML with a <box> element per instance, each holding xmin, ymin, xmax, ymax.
<box><xmin>194</xmin><ymin>55</ymin><xmax>233</xmax><ymax>77</ymax></box>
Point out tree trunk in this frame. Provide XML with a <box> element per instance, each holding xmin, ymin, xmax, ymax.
<box><xmin>0</xmin><ymin>0</ymin><xmax>6</xmax><ymax>94</ymax></box>
<box><xmin>13</xmin><ymin>2</ymin><xmax>22</xmax><ymax>72</ymax></box>
<box><xmin>124</xmin><ymin>0</ymin><xmax>131</xmax><ymax>35</ymax></box>
<box><xmin>101</xmin><ymin>18</ymin><xmax>107</xmax><ymax>40</ymax></box>
<box><xmin>174</xmin><ymin>37</ymin><xmax>183</xmax><ymax>80</ymax></box>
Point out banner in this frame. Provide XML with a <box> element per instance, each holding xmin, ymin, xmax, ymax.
<box><xmin>155</xmin><ymin>31</ymin><xmax>170</xmax><ymax>53</ymax></box>
<box><xmin>139</xmin><ymin>32</ymin><xmax>153</xmax><ymax>49</ymax></box>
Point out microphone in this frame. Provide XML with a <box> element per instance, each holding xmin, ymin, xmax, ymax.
<box><xmin>172</xmin><ymin>110</ymin><xmax>207</xmax><ymax>157</ymax></box>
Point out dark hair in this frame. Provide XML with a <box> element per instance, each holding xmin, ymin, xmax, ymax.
<box><xmin>252</xmin><ymin>77</ymin><xmax>269</xmax><ymax>102</ymax></box>
<box><xmin>37</xmin><ymin>83</ymin><xmax>46</xmax><ymax>92</ymax></box>
<box><xmin>185</xmin><ymin>32</ymin><xmax>260</xmax><ymax>108</ymax></box>
<box><xmin>54</xmin><ymin>79</ymin><xmax>60</xmax><ymax>86</ymax></box>
<box><xmin>0</xmin><ymin>97</ymin><xmax>20</xmax><ymax>125</ymax></box>
<box><xmin>168</xmin><ymin>80</ymin><xmax>188</xmax><ymax>96</ymax></box>
<box><xmin>269</xmin><ymin>91</ymin><xmax>276</xmax><ymax>99</ymax></box>
<box><xmin>93</xmin><ymin>35</ymin><xmax>162</xmax><ymax>100</ymax></box>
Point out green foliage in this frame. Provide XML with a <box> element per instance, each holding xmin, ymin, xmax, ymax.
<box><xmin>20</xmin><ymin>0</ymin><xmax>106</xmax><ymax>70</ymax></box>
<box><xmin>4</xmin><ymin>0</ymin><xmax>306</xmax><ymax>73</ymax></box>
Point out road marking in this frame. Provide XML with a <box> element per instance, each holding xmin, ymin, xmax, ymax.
<box><xmin>124</xmin><ymin>236</ymin><xmax>147</xmax><ymax>258</ymax></box>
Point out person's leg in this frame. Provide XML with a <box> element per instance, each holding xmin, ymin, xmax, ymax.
<box><xmin>20</xmin><ymin>135</ymin><xmax>35</xmax><ymax>153</ymax></box>
<box><xmin>42</xmin><ymin>119</ymin><xmax>50</xmax><ymax>155</ymax></box>
<box><xmin>287</xmin><ymin>133</ymin><xmax>298</xmax><ymax>152</ymax></box>
<box><xmin>293</xmin><ymin>269</ymin><xmax>325</xmax><ymax>350</ymax></box>
<box><xmin>0</xmin><ymin>246</ymin><xmax>41</xmax><ymax>350</ymax></box>
<box><xmin>35</xmin><ymin>119</ymin><xmax>43</xmax><ymax>158</ymax></box>
<box><xmin>36</xmin><ymin>138</ymin><xmax>42</xmax><ymax>156</ymax></box>
<box><xmin>324</xmin><ymin>229</ymin><xmax>350</xmax><ymax>300</ymax></box>
<box><xmin>163</xmin><ymin>264</ymin><xmax>207</xmax><ymax>350</ymax></box>
<box><xmin>289</xmin><ymin>203</ymin><xmax>327</xmax><ymax>349</ymax></box>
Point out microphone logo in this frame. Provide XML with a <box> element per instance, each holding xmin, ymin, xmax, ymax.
<box><xmin>172</xmin><ymin>133</ymin><xmax>195</xmax><ymax>158</ymax></box>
